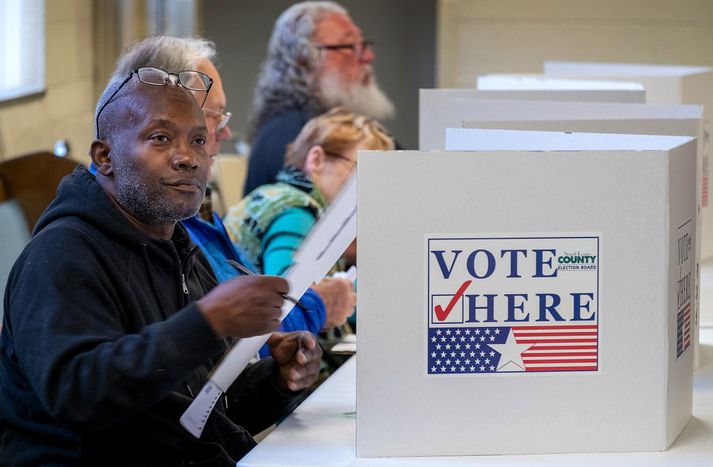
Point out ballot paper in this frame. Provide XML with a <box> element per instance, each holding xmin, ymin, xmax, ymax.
<box><xmin>331</xmin><ymin>333</ymin><xmax>357</xmax><ymax>354</ymax></box>
<box><xmin>332</xmin><ymin>265</ymin><xmax>357</xmax><ymax>282</ymax></box>
<box><xmin>180</xmin><ymin>173</ymin><xmax>357</xmax><ymax>438</ymax></box>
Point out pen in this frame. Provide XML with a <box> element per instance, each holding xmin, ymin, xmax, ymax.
<box><xmin>226</xmin><ymin>259</ymin><xmax>308</xmax><ymax>311</ymax></box>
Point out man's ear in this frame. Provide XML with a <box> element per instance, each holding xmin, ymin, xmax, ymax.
<box><xmin>90</xmin><ymin>140</ymin><xmax>113</xmax><ymax>176</ymax></box>
<box><xmin>304</xmin><ymin>145</ymin><xmax>326</xmax><ymax>176</ymax></box>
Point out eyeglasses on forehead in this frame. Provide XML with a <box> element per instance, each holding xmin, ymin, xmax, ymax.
<box><xmin>95</xmin><ymin>67</ymin><xmax>214</xmax><ymax>138</ymax></box>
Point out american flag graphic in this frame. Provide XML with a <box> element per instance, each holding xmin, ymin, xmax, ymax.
<box><xmin>513</xmin><ymin>325</ymin><xmax>598</xmax><ymax>372</ymax></box>
<box><xmin>427</xmin><ymin>324</ymin><xmax>598</xmax><ymax>374</ymax></box>
<box><xmin>676</xmin><ymin>303</ymin><xmax>691</xmax><ymax>358</ymax></box>
<box><xmin>703</xmin><ymin>175</ymin><xmax>709</xmax><ymax>208</ymax></box>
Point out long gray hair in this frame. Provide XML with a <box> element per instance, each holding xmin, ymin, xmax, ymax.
<box><xmin>248</xmin><ymin>1</ymin><xmax>347</xmax><ymax>141</ymax></box>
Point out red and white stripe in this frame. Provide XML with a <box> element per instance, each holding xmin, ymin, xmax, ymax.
<box><xmin>702</xmin><ymin>175</ymin><xmax>709</xmax><ymax>208</ymax></box>
<box><xmin>682</xmin><ymin>303</ymin><xmax>691</xmax><ymax>349</ymax></box>
<box><xmin>512</xmin><ymin>324</ymin><xmax>598</xmax><ymax>372</ymax></box>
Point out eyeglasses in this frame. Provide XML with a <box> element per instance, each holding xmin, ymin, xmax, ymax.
<box><xmin>204</xmin><ymin>108</ymin><xmax>232</xmax><ymax>132</ymax></box>
<box><xmin>95</xmin><ymin>67</ymin><xmax>213</xmax><ymax>138</ymax></box>
<box><xmin>325</xmin><ymin>151</ymin><xmax>356</xmax><ymax>167</ymax></box>
<box><xmin>314</xmin><ymin>39</ymin><xmax>373</xmax><ymax>59</ymax></box>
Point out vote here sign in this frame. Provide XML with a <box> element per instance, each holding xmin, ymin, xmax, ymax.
<box><xmin>426</xmin><ymin>233</ymin><xmax>601</xmax><ymax>375</ymax></box>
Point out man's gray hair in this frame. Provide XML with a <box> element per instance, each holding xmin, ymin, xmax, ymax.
<box><xmin>248</xmin><ymin>1</ymin><xmax>347</xmax><ymax>140</ymax></box>
<box><xmin>94</xmin><ymin>36</ymin><xmax>217</xmax><ymax>139</ymax></box>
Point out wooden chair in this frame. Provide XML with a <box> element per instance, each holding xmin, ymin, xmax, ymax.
<box><xmin>0</xmin><ymin>151</ymin><xmax>80</xmax><ymax>231</ymax></box>
<box><xmin>0</xmin><ymin>197</ymin><xmax>30</xmax><ymax>323</ymax></box>
<box><xmin>0</xmin><ymin>151</ymin><xmax>79</xmax><ymax>322</ymax></box>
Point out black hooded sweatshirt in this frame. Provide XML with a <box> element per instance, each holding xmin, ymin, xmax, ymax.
<box><xmin>0</xmin><ymin>166</ymin><xmax>301</xmax><ymax>466</ymax></box>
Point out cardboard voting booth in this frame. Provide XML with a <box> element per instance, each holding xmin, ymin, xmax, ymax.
<box><xmin>454</xmin><ymin>103</ymin><xmax>704</xmax><ymax>366</ymax></box>
<box><xmin>356</xmin><ymin>130</ymin><xmax>695</xmax><ymax>457</ymax></box>
<box><xmin>419</xmin><ymin>88</ymin><xmax>646</xmax><ymax>151</ymax></box>
<box><xmin>544</xmin><ymin>61</ymin><xmax>713</xmax><ymax>261</ymax></box>
<box><xmin>543</xmin><ymin>62</ymin><xmax>713</xmax><ymax>106</ymax></box>
<box><xmin>477</xmin><ymin>74</ymin><xmax>645</xmax><ymax>92</ymax></box>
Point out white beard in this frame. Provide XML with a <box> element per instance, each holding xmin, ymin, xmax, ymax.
<box><xmin>319</xmin><ymin>73</ymin><xmax>395</xmax><ymax>121</ymax></box>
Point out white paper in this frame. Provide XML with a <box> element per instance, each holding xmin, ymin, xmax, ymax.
<box><xmin>331</xmin><ymin>333</ymin><xmax>357</xmax><ymax>353</ymax></box>
<box><xmin>180</xmin><ymin>380</ymin><xmax>222</xmax><ymax>438</ymax></box>
<box><xmin>332</xmin><ymin>265</ymin><xmax>357</xmax><ymax>282</ymax></box>
<box><xmin>181</xmin><ymin>172</ymin><xmax>358</xmax><ymax>438</ymax></box>
<box><xmin>330</xmin><ymin>341</ymin><xmax>357</xmax><ymax>354</ymax></box>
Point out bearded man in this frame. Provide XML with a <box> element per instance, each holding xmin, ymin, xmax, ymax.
<box><xmin>244</xmin><ymin>0</ymin><xmax>396</xmax><ymax>194</ymax></box>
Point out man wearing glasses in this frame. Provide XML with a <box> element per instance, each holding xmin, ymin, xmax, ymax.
<box><xmin>0</xmin><ymin>67</ymin><xmax>321</xmax><ymax>465</ymax></box>
<box><xmin>244</xmin><ymin>0</ymin><xmax>396</xmax><ymax>194</ymax></box>
<box><xmin>194</xmin><ymin>55</ymin><xmax>232</xmax><ymax>160</ymax></box>
<box><xmin>110</xmin><ymin>37</ymin><xmax>233</xmax><ymax>161</ymax></box>
<box><xmin>108</xmin><ymin>36</ymin><xmax>355</xmax><ymax>342</ymax></box>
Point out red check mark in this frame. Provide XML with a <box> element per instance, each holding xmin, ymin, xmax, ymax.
<box><xmin>434</xmin><ymin>279</ymin><xmax>472</xmax><ymax>321</ymax></box>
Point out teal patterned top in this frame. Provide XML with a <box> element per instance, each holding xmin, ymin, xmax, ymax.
<box><xmin>223</xmin><ymin>166</ymin><xmax>327</xmax><ymax>273</ymax></box>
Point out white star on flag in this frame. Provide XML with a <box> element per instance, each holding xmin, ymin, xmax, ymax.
<box><xmin>490</xmin><ymin>330</ymin><xmax>532</xmax><ymax>372</ymax></box>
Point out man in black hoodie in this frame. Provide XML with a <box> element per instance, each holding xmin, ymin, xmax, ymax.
<box><xmin>0</xmin><ymin>68</ymin><xmax>321</xmax><ymax>466</ymax></box>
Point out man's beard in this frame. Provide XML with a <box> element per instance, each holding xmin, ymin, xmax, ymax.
<box><xmin>318</xmin><ymin>72</ymin><xmax>395</xmax><ymax>121</ymax></box>
<box><xmin>113</xmin><ymin>158</ymin><xmax>203</xmax><ymax>226</ymax></box>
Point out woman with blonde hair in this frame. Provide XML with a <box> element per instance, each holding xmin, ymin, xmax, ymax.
<box><xmin>224</xmin><ymin>108</ymin><xmax>393</xmax><ymax>334</ymax></box>
<box><xmin>225</xmin><ymin>107</ymin><xmax>393</xmax><ymax>275</ymax></box>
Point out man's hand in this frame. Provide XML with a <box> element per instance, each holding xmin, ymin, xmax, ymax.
<box><xmin>268</xmin><ymin>332</ymin><xmax>322</xmax><ymax>392</ymax></box>
<box><xmin>311</xmin><ymin>277</ymin><xmax>356</xmax><ymax>330</ymax></box>
<box><xmin>197</xmin><ymin>275</ymin><xmax>288</xmax><ymax>338</ymax></box>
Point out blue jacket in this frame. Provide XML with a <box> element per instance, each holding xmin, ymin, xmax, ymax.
<box><xmin>182</xmin><ymin>214</ymin><xmax>326</xmax><ymax>357</ymax></box>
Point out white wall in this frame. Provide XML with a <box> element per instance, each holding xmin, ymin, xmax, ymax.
<box><xmin>438</xmin><ymin>0</ymin><xmax>713</xmax><ymax>87</ymax></box>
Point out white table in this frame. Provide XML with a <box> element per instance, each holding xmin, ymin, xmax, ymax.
<box><xmin>238</xmin><ymin>326</ymin><xmax>713</xmax><ymax>466</ymax></box>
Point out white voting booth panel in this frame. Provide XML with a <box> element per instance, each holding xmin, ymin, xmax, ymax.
<box><xmin>477</xmin><ymin>74</ymin><xmax>645</xmax><ymax>91</ymax></box>
<box><xmin>453</xmin><ymin>99</ymin><xmax>701</xmax><ymax>124</ymax></box>
<box><xmin>357</xmin><ymin>131</ymin><xmax>695</xmax><ymax>457</ymax></box>
<box><xmin>454</xmin><ymin>106</ymin><xmax>707</xmax><ymax>366</ymax></box>
<box><xmin>463</xmin><ymin>118</ymin><xmax>700</xmax><ymax>135</ymax></box>
<box><xmin>460</xmin><ymin>117</ymin><xmax>709</xmax><ymax>315</ymax></box>
<box><xmin>447</xmin><ymin>100</ymin><xmax>707</xmax><ymax>361</ymax></box>
<box><xmin>419</xmin><ymin>88</ymin><xmax>645</xmax><ymax>151</ymax></box>
<box><xmin>447</xmin><ymin>127</ymin><xmax>705</xmax><ymax>365</ymax></box>
<box><xmin>543</xmin><ymin>62</ymin><xmax>713</xmax><ymax>101</ymax></box>
<box><xmin>454</xmin><ymin>102</ymin><xmax>711</xmax><ymax>265</ymax></box>
<box><xmin>544</xmin><ymin>61</ymin><xmax>713</xmax><ymax>254</ymax></box>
